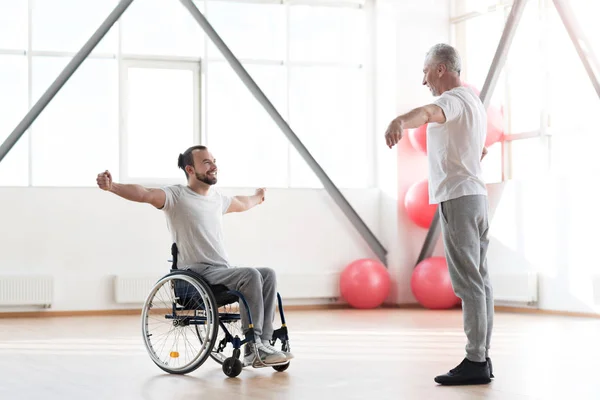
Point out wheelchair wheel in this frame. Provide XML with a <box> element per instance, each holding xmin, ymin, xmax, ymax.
<box><xmin>223</xmin><ymin>357</ymin><xmax>243</xmax><ymax>377</ymax></box>
<box><xmin>272</xmin><ymin>338</ymin><xmax>291</xmax><ymax>372</ymax></box>
<box><xmin>141</xmin><ymin>271</ymin><xmax>220</xmax><ymax>375</ymax></box>
<box><xmin>273</xmin><ymin>362</ymin><xmax>290</xmax><ymax>372</ymax></box>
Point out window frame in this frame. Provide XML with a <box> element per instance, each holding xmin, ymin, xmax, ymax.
<box><xmin>118</xmin><ymin>58</ymin><xmax>202</xmax><ymax>186</ymax></box>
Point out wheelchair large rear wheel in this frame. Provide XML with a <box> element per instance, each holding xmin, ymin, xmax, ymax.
<box><xmin>141</xmin><ymin>271</ymin><xmax>220</xmax><ymax>375</ymax></box>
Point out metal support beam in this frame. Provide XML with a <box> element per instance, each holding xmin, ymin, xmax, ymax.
<box><xmin>179</xmin><ymin>0</ymin><xmax>388</xmax><ymax>265</ymax></box>
<box><xmin>416</xmin><ymin>0</ymin><xmax>529</xmax><ymax>265</ymax></box>
<box><xmin>553</xmin><ymin>0</ymin><xmax>600</xmax><ymax>100</ymax></box>
<box><xmin>480</xmin><ymin>0</ymin><xmax>529</xmax><ymax>107</ymax></box>
<box><xmin>0</xmin><ymin>0</ymin><xmax>135</xmax><ymax>164</ymax></box>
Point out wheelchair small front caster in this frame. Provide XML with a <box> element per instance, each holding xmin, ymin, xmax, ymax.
<box><xmin>222</xmin><ymin>357</ymin><xmax>242</xmax><ymax>377</ymax></box>
<box><xmin>273</xmin><ymin>362</ymin><xmax>290</xmax><ymax>372</ymax></box>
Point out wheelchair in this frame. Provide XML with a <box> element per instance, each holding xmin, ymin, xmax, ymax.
<box><xmin>141</xmin><ymin>244</ymin><xmax>291</xmax><ymax>377</ymax></box>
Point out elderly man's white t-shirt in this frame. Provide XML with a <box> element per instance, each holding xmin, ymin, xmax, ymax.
<box><xmin>426</xmin><ymin>86</ymin><xmax>488</xmax><ymax>204</ymax></box>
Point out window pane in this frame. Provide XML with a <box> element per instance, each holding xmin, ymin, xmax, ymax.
<box><xmin>121</xmin><ymin>0</ymin><xmax>205</xmax><ymax>57</ymax></box>
<box><xmin>289</xmin><ymin>66</ymin><xmax>368</xmax><ymax>188</ymax></box>
<box><xmin>0</xmin><ymin>0</ymin><xmax>27</xmax><ymax>50</ymax></box>
<box><xmin>206</xmin><ymin>62</ymin><xmax>288</xmax><ymax>188</ymax></box>
<box><xmin>481</xmin><ymin>142</ymin><xmax>502</xmax><ymax>183</ymax></box>
<box><xmin>125</xmin><ymin>66</ymin><xmax>197</xmax><ymax>180</ymax></box>
<box><xmin>0</xmin><ymin>55</ymin><xmax>28</xmax><ymax>186</ymax></box>
<box><xmin>453</xmin><ymin>0</ymin><xmax>499</xmax><ymax>17</ymax></box>
<box><xmin>206</xmin><ymin>1</ymin><xmax>285</xmax><ymax>60</ymax></box>
<box><xmin>550</xmin><ymin>132</ymin><xmax>600</xmax><ymax>178</ymax></box>
<box><xmin>32</xmin><ymin>0</ymin><xmax>118</xmax><ymax>53</ymax></box>
<box><xmin>461</xmin><ymin>9</ymin><xmax>505</xmax><ymax>90</ymax></box>
<box><xmin>505</xmin><ymin>0</ymin><xmax>542</xmax><ymax>133</ymax></box>
<box><xmin>546</xmin><ymin>5</ymin><xmax>600</xmax><ymax>134</ymax></box>
<box><xmin>571</xmin><ymin>0</ymin><xmax>600</xmax><ymax>58</ymax></box>
<box><xmin>31</xmin><ymin>57</ymin><xmax>118</xmax><ymax>186</ymax></box>
<box><xmin>509</xmin><ymin>137</ymin><xmax>548</xmax><ymax>181</ymax></box>
<box><xmin>290</xmin><ymin>5</ymin><xmax>365</xmax><ymax>64</ymax></box>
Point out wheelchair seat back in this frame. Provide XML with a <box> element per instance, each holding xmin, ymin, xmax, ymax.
<box><xmin>171</xmin><ymin>270</ymin><xmax>238</xmax><ymax>308</ymax></box>
<box><xmin>169</xmin><ymin>243</ymin><xmax>239</xmax><ymax>308</ymax></box>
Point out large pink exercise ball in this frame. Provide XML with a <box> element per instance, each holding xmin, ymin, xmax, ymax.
<box><xmin>462</xmin><ymin>81</ymin><xmax>505</xmax><ymax>146</ymax></box>
<box><xmin>404</xmin><ymin>179</ymin><xmax>437</xmax><ymax>229</ymax></box>
<box><xmin>408</xmin><ymin>124</ymin><xmax>428</xmax><ymax>154</ymax></box>
<box><xmin>485</xmin><ymin>106</ymin><xmax>504</xmax><ymax>146</ymax></box>
<box><xmin>340</xmin><ymin>258</ymin><xmax>391</xmax><ymax>309</ymax></box>
<box><xmin>411</xmin><ymin>257</ymin><xmax>461</xmax><ymax>309</ymax></box>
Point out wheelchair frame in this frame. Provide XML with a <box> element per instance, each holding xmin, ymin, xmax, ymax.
<box><xmin>141</xmin><ymin>244</ymin><xmax>291</xmax><ymax>377</ymax></box>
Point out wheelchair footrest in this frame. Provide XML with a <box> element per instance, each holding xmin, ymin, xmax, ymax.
<box><xmin>270</xmin><ymin>326</ymin><xmax>289</xmax><ymax>345</ymax></box>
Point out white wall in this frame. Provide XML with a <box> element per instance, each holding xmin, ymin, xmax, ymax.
<box><xmin>374</xmin><ymin>0</ymin><xmax>450</xmax><ymax>304</ymax></box>
<box><xmin>0</xmin><ymin>187</ymin><xmax>380</xmax><ymax>311</ymax></box>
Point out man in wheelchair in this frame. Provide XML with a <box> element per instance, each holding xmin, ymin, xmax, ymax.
<box><xmin>96</xmin><ymin>145</ymin><xmax>293</xmax><ymax>367</ymax></box>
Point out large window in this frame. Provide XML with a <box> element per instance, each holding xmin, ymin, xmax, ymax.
<box><xmin>0</xmin><ymin>55</ymin><xmax>28</xmax><ymax>186</ymax></box>
<box><xmin>452</xmin><ymin>0</ymin><xmax>600</xmax><ymax>182</ymax></box>
<box><xmin>0</xmin><ymin>0</ymin><xmax>371</xmax><ymax>189</ymax></box>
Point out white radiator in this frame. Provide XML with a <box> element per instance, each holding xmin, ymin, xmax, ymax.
<box><xmin>0</xmin><ymin>275</ymin><xmax>53</xmax><ymax>307</ymax></box>
<box><xmin>277</xmin><ymin>272</ymin><xmax>340</xmax><ymax>299</ymax></box>
<box><xmin>113</xmin><ymin>272</ymin><xmax>341</xmax><ymax>304</ymax></box>
<box><xmin>491</xmin><ymin>271</ymin><xmax>538</xmax><ymax>304</ymax></box>
<box><xmin>113</xmin><ymin>275</ymin><xmax>161</xmax><ymax>304</ymax></box>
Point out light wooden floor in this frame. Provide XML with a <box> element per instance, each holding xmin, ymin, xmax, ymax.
<box><xmin>1</xmin><ymin>308</ymin><xmax>599</xmax><ymax>400</ymax></box>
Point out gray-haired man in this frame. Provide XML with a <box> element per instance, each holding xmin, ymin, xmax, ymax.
<box><xmin>385</xmin><ymin>43</ymin><xmax>494</xmax><ymax>385</ymax></box>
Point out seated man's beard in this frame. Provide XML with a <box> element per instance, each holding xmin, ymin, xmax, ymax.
<box><xmin>196</xmin><ymin>171</ymin><xmax>217</xmax><ymax>185</ymax></box>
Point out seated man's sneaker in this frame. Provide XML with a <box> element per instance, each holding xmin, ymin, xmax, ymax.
<box><xmin>434</xmin><ymin>358</ymin><xmax>491</xmax><ymax>386</ymax></box>
<box><xmin>243</xmin><ymin>342</ymin><xmax>287</xmax><ymax>367</ymax></box>
<box><xmin>262</xmin><ymin>340</ymin><xmax>294</xmax><ymax>360</ymax></box>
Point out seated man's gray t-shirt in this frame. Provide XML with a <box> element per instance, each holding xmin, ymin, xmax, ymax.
<box><xmin>160</xmin><ymin>184</ymin><xmax>233</xmax><ymax>268</ymax></box>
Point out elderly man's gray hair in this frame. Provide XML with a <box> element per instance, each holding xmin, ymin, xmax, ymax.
<box><xmin>425</xmin><ymin>43</ymin><xmax>462</xmax><ymax>74</ymax></box>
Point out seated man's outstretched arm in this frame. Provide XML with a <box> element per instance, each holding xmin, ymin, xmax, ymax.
<box><xmin>96</xmin><ymin>170</ymin><xmax>166</xmax><ymax>209</ymax></box>
<box><xmin>226</xmin><ymin>188</ymin><xmax>266</xmax><ymax>213</ymax></box>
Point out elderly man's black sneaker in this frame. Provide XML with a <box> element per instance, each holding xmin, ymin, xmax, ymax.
<box><xmin>434</xmin><ymin>358</ymin><xmax>491</xmax><ymax>386</ymax></box>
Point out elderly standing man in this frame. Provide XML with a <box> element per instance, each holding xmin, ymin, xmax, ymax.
<box><xmin>385</xmin><ymin>43</ymin><xmax>494</xmax><ymax>386</ymax></box>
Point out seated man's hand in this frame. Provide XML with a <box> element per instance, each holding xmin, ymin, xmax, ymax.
<box><xmin>97</xmin><ymin>170</ymin><xmax>113</xmax><ymax>191</ymax></box>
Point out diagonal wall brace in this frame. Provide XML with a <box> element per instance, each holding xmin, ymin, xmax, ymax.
<box><xmin>179</xmin><ymin>0</ymin><xmax>387</xmax><ymax>265</ymax></box>
<box><xmin>416</xmin><ymin>0</ymin><xmax>529</xmax><ymax>265</ymax></box>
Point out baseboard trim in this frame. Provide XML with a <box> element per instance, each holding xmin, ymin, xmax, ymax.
<box><xmin>0</xmin><ymin>309</ymin><xmax>143</xmax><ymax>319</ymax></box>
<box><xmin>1</xmin><ymin>304</ymin><xmax>598</xmax><ymax>319</ymax></box>
<box><xmin>0</xmin><ymin>304</ymin><xmax>351</xmax><ymax>319</ymax></box>
<box><xmin>494</xmin><ymin>305</ymin><xmax>600</xmax><ymax>319</ymax></box>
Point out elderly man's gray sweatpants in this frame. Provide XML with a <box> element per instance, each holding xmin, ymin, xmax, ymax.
<box><xmin>439</xmin><ymin>194</ymin><xmax>494</xmax><ymax>363</ymax></box>
<box><xmin>186</xmin><ymin>264</ymin><xmax>277</xmax><ymax>341</ymax></box>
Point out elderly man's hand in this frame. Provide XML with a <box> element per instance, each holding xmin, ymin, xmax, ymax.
<box><xmin>385</xmin><ymin>118</ymin><xmax>404</xmax><ymax>148</ymax></box>
<box><xmin>481</xmin><ymin>147</ymin><xmax>488</xmax><ymax>161</ymax></box>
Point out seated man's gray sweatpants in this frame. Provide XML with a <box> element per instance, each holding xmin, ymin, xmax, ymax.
<box><xmin>186</xmin><ymin>264</ymin><xmax>277</xmax><ymax>342</ymax></box>
<box><xmin>439</xmin><ymin>194</ymin><xmax>494</xmax><ymax>363</ymax></box>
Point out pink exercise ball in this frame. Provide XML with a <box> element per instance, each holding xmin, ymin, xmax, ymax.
<box><xmin>404</xmin><ymin>179</ymin><xmax>437</xmax><ymax>229</ymax></box>
<box><xmin>411</xmin><ymin>257</ymin><xmax>461</xmax><ymax>309</ymax></box>
<box><xmin>408</xmin><ymin>124</ymin><xmax>428</xmax><ymax>154</ymax></box>
<box><xmin>485</xmin><ymin>106</ymin><xmax>504</xmax><ymax>146</ymax></box>
<box><xmin>340</xmin><ymin>258</ymin><xmax>391</xmax><ymax>309</ymax></box>
<box><xmin>462</xmin><ymin>81</ymin><xmax>504</xmax><ymax>146</ymax></box>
